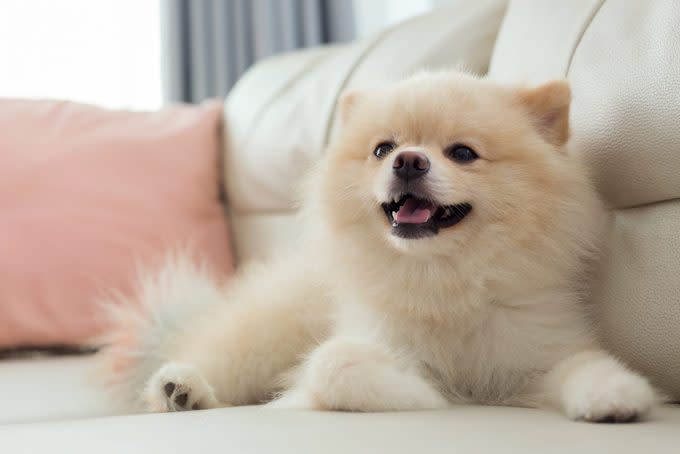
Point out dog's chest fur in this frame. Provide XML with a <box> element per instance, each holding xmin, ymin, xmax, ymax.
<box><xmin>334</xmin><ymin>268</ymin><xmax>592</xmax><ymax>405</ymax></box>
<box><xmin>389</xmin><ymin>300</ymin><xmax>549</xmax><ymax>404</ymax></box>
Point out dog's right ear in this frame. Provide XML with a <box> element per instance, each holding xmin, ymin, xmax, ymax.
<box><xmin>517</xmin><ymin>80</ymin><xmax>571</xmax><ymax>147</ymax></box>
<box><xmin>337</xmin><ymin>90</ymin><xmax>361</xmax><ymax>123</ymax></box>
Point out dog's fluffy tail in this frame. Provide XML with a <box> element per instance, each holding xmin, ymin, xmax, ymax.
<box><xmin>95</xmin><ymin>256</ymin><xmax>227</xmax><ymax>410</ymax></box>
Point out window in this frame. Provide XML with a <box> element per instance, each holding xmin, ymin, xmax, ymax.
<box><xmin>0</xmin><ymin>0</ymin><xmax>162</xmax><ymax>110</ymax></box>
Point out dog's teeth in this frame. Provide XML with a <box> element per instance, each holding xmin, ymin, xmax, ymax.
<box><xmin>391</xmin><ymin>211</ymin><xmax>398</xmax><ymax>219</ymax></box>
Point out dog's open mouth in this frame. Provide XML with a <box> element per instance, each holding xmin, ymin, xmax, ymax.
<box><xmin>381</xmin><ymin>194</ymin><xmax>472</xmax><ymax>239</ymax></box>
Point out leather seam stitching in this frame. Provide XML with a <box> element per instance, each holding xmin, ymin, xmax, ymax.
<box><xmin>565</xmin><ymin>0</ymin><xmax>607</xmax><ymax>77</ymax></box>
<box><xmin>235</xmin><ymin>48</ymin><xmax>335</xmax><ymax>153</ymax></box>
<box><xmin>320</xmin><ymin>31</ymin><xmax>395</xmax><ymax>147</ymax></box>
<box><xmin>616</xmin><ymin>197</ymin><xmax>680</xmax><ymax>212</ymax></box>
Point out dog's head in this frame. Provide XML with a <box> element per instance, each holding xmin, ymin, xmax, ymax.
<box><xmin>317</xmin><ymin>71</ymin><xmax>601</xmax><ymax>265</ymax></box>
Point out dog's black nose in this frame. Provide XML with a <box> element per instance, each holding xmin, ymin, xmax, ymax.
<box><xmin>392</xmin><ymin>151</ymin><xmax>430</xmax><ymax>180</ymax></box>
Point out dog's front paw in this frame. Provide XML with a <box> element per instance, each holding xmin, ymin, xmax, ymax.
<box><xmin>144</xmin><ymin>362</ymin><xmax>219</xmax><ymax>412</ymax></box>
<box><xmin>563</xmin><ymin>368</ymin><xmax>656</xmax><ymax>423</ymax></box>
<box><xmin>273</xmin><ymin>340</ymin><xmax>447</xmax><ymax>412</ymax></box>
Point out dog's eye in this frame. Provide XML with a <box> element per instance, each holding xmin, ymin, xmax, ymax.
<box><xmin>445</xmin><ymin>144</ymin><xmax>478</xmax><ymax>163</ymax></box>
<box><xmin>373</xmin><ymin>142</ymin><xmax>395</xmax><ymax>159</ymax></box>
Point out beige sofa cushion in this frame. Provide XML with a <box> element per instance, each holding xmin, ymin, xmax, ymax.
<box><xmin>1</xmin><ymin>403</ymin><xmax>679</xmax><ymax>453</ymax></box>
<box><xmin>488</xmin><ymin>0</ymin><xmax>680</xmax><ymax>399</ymax></box>
<box><xmin>222</xmin><ymin>0</ymin><xmax>508</xmax><ymax>264</ymax></box>
<box><xmin>0</xmin><ymin>355</ymin><xmax>113</xmax><ymax>424</ymax></box>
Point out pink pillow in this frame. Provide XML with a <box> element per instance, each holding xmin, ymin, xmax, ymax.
<box><xmin>0</xmin><ymin>99</ymin><xmax>233</xmax><ymax>348</ymax></box>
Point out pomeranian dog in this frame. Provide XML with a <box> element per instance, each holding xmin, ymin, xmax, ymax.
<box><xmin>100</xmin><ymin>71</ymin><xmax>657</xmax><ymax>422</ymax></box>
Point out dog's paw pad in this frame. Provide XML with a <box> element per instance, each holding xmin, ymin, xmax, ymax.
<box><xmin>174</xmin><ymin>392</ymin><xmax>189</xmax><ymax>408</ymax></box>
<box><xmin>163</xmin><ymin>383</ymin><xmax>193</xmax><ymax>411</ymax></box>
<box><xmin>144</xmin><ymin>362</ymin><xmax>218</xmax><ymax>412</ymax></box>
<box><xmin>163</xmin><ymin>382</ymin><xmax>175</xmax><ymax>397</ymax></box>
<box><xmin>589</xmin><ymin>412</ymin><xmax>639</xmax><ymax>424</ymax></box>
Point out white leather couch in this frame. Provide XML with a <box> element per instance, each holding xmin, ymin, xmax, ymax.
<box><xmin>1</xmin><ymin>1</ymin><xmax>679</xmax><ymax>452</ymax></box>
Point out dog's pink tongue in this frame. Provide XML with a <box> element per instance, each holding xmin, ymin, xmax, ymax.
<box><xmin>395</xmin><ymin>198</ymin><xmax>434</xmax><ymax>224</ymax></box>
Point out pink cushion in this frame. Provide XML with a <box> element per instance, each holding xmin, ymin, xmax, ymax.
<box><xmin>0</xmin><ymin>99</ymin><xmax>233</xmax><ymax>348</ymax></box>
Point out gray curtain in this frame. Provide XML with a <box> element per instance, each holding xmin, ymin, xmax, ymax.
<box><xmin>161</xmin><ymin>0</ymin><xmax>355</xmax><ymax>103</ymax></box>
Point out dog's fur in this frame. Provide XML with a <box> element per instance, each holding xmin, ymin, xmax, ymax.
<box><xmin>100</xmin><ymin>71</ymin><xmax>657</xmax><ymax>422</ymax></box>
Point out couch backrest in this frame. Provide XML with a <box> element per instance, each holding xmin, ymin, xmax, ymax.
<box><xmin>222</xmin><ymin>0</ymin><xmax>507</xmax><ymax>262</ymax></box>
<box><xmin>488</xmin><ymin>0</ymin><xmax>680</xmax><ymax>401</ymax></box>
<box><xmin>222</xmin><ymin>0</ymin><xmax>680</xmax><ymax>400</ymax></box>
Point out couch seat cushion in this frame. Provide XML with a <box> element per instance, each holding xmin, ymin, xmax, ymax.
<box><xmin>0</xmin><ymin>355</ymin><xmax>114</xmax><ymax>424</ymax></box>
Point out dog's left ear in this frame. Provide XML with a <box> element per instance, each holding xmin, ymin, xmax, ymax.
<box><xmin>517</xmin><ymin>80</ymin><xmax>571</xmax><ymax>147</ymax></box>
<box><xmin>337</xmin><ymin>90</ymin><xmax>362</xmax><ymax>124</ymax></box>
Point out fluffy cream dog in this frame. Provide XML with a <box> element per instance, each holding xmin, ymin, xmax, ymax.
<box><xmin>101</xmin><ymin>71</ymin><xmax>657</xmax><ymax>422</ymax></box>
